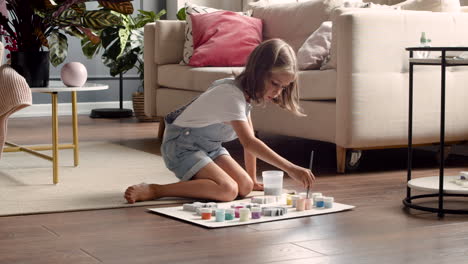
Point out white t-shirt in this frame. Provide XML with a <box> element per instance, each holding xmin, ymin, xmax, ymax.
<box><xmin>173</xmin><ymin>79</ymin><xmax>251</xmax><ymax>128</ymax></box>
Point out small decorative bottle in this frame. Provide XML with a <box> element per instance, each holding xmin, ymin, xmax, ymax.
<box><xmin>419</xmin><ymin>32</ymin><xmax>431</xmax><ymax>58</ymax></box>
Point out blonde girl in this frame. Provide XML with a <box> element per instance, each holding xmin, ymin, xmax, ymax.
<box><xmin>125</xmin><ymin>39</ymin><xmax>315</xmax><ymax>203</ymax></box>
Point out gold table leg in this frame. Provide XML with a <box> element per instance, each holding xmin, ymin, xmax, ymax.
<box><xmin>52</xmin><ymin>92</ymin><xmax>59</xmax><ymax>184</ymax></box>
<box><xmin>72</xmin><ymin>91</ymin><xmax>79</xmax><ymax>167</ymax></box>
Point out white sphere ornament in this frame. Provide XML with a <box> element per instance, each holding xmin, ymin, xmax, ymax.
<box><xmin>61</xmin><ymin>62</ymin><xmax>88</xmax><ymax>87</ymax></box>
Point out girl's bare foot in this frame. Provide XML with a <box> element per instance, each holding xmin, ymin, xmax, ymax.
<box><xmin>124</xmin><ymin>183</ymin><xmax>160</xmax><ymax>204</ymax></box>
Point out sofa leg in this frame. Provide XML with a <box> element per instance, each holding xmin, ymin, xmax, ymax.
<box><xmin>336</xmin><ymin>146</ymin><xmax>346</xmax><ymax>174</ymax></box>
<box><xmin>157</xmin><ymin>116</ymin><xmax>165</xmax><ymax>139</ymax></box>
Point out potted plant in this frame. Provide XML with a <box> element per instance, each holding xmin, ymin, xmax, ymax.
<box><xmin>81</xmin><ymin>8</ymin><xmax>166</xmax><ymax>121</ymax></box>
<box><xmin>0</xmin><ymin>0</ymin><xmax>134</xmax><ymax>87</ymax></box>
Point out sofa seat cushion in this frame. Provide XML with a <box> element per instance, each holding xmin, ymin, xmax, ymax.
<box><xmin>158</xmin><ymin>65</ymin><xmax>336</xmax><ymax>100</ymax></box>
<box><xmin>158</xmin><ymin>64</ymin><xmax>244</xmax><ymax>92</ymax></box>
<box><xmin>298</xmin><ymin>69</ymin><xmax>336</xmax><ymax>100</ymax></box>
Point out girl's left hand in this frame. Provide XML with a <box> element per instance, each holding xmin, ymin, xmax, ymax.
<box><xmin>253</xmin><ymin>182</ymin><xmax>264</xmax><ymax>191</ymax></box>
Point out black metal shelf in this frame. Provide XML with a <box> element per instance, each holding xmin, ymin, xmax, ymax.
<box><xmin>404</xmin><ymin>47</ymin><xmax>468</xmax><ymax>217</ymax></box>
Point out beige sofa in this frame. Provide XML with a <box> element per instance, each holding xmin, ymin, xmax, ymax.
<box><xmin>144</xmin><ymin>6</ymin><xmax>468</xmax><ymax>173</ymax></box>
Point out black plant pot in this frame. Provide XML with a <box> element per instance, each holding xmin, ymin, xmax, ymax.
<box><xmin>11</xmin><ymin>51</ymin><xmax>50</xmax><ymax>87</ymax></box>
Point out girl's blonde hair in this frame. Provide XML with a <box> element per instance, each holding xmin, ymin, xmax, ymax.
<box><xmin>236</xmin><ymin>38</ymin><xmax>304</xmax><ymax>116</ymax></box>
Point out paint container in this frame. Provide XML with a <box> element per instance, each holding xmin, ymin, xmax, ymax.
<box><xmin>201</xmin><ymin>208</ymin><xmax>212</xmax><ymax>220</ymax></box>
<box><xmin>215</xmin><ymin>209</ymin><xmax>225</xmax><ymax>222</ymax></box>
<box><xmin>296</xmin><ymin>198</ymin><xmax>306</xmax><ymax>211</ymax></box>
<box><xmin>262</xmin><ymin>207</ymin><xmax>287</xmax><ymax>216</ymax></box>
<box><xmin>251</xmin><ymin>197</ymin><xmax>264</xmax><ymax>204</ymax></box>
<box><xmin>225</xmin><ymin>208</ymin><xmax>235</xmax><ymax>220</ymax></box>
<box><xmin>299</xmin><ymin>192</ymin><xmax>307</xmax><ymax>199</ymax></box>
<box><xmin>265</xmin><ymin>196</ymin><xmax>277</xmax><ymax>204</ymax></box>
<box><xmin>183</xmin><ymin>203</ymin><xmax>197</xmax><ymax>212</ymax></box>
<box><xmin>324</xmin><ymin>197</ymin><xmax>334</xmax><ymax>208</ymax></box>
<box><xmin>315</xmin><ymin>196</ymin><xmax>324</xmax><ymax>208</ymax></box>
<box><xmin>206</xmin><ymin>202</ymin><xmax>218</xmax><ymax>208</ymax></box>
<box><xmin>286</xmin><ymin>195</ymin><xmax>292</xmax><ymax>206</ymax></box>
<box><xmin>234</xmin><ymin>206</ymin><xmax>244</xmax><ymax>218</ymax></box>
<box><xmin>311</xmin><ymin>193</ymin><xmax>322</xmax><ymax>206</ymax></box>
<box><xmin>239</xmin><ymin>208</ymin><xmax>251</xmax><ymax>222</ymax></box>
<box><xmin>231</xmin><ymin>203</ymin><xmax>247</xmax><ymax>208</ymax></box>
<box><xmin>291</xmin><ymin>195</ymin><xmax>300</xmax><ymax>208</ymax></box>
<box><xmin>196</xmin><ymin>207</ymin><xmax>203</xmax><ymax>216</ymax></box>
<box><xmin>279</xmin><ymin>207</ymin><xmax>288</xmax><ymax>215</ymax></box>
<box><xmin>305</xmin><ymin>198</ymin><xmax>313</xmax><ymax>210</ymax></box>
<box><xmin>251</xmin><ymin>207</ymin><xmax>262</xmax><ymax>219</ymax></box>
<box><xmin>262</xmin><ymin>170</ymin><xmax>284</xmax><ymax>195</ymax></box>
<box><xmin>262</xmin><ymin>207</ymin><xmax>274</xmax><ymax>216</ymax></box>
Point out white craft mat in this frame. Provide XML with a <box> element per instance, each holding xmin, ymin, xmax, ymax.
<box><xmin>149</xmin><ymin>201</ymin><xmax>355</xmax><ymax>228</ymax></box>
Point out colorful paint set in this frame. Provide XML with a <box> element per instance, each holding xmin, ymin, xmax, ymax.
<box><xmin>150</xmin><ymin>196</ymin><xmax>355</xmax><ymax>228</ymax></box>
<box><xmin>181</xmin><ymin>192</ymin><xmax>335</xmax><ymax>223</ymax></box>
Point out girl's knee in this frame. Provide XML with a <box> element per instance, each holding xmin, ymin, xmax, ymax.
<box><xmin>237</xmin><ymin>177</ymin><xmax>254</xmax><ymax>198</ymax></box>
<box><xmin>218</xmin><ymin>181</ymin><xmax>239</xmax><ymax>202</ymax></box>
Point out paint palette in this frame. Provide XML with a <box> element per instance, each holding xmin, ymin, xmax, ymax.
<box><xmin>149</xmin><ymin>197</ymin><xmax>355</xmax><ymax>228</ymax></box>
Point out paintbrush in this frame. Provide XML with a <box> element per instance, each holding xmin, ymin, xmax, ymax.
<box><xmin>307</xmin><ymin>150</ymin><xmax>314</xmax><ymax>199</ymax></box>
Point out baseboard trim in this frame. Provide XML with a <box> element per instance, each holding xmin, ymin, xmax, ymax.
<box><xmin>10</xmin><ymin>101</ymin><xmax>134</xmax><ymax>118</ymax></box>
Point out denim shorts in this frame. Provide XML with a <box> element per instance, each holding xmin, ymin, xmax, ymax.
<box><xmin>161</xmin><ymin>122</ymin><xmax>231</xmax><ymax>181</ymax></box>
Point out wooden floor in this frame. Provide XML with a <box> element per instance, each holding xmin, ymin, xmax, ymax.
<box><xmin>2</xmin><ymin>115</ymin><xmax>468</xmax><ymax>264</ymax></box>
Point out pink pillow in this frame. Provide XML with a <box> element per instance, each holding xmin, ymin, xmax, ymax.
<box><xmin>189</xmin><ymin>11</ymin><xmax>263</xmax><ymax>67</ymax></box>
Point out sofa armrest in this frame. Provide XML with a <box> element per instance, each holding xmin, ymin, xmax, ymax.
<box><xmin>144</xmin><ymin>20</ymin><xmax>185</xmax><ymax>117</ymax></box>
<box><xmin>334</xmin><ymin>9</ymin><xmax>468</xmax><ymax>147</ymax></box>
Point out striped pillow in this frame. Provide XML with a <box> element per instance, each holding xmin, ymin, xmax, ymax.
<box><xmin>180</xmin><ymin>4</ymin><xmax>220</xmax><ymax>65</ymax></box>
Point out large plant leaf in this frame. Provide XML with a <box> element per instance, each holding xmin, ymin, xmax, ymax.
<box><xmin>34</xmin><ymin>28</ymin><xmax>50</xmax><ymax>48</ymax></box>
<box><xmin>79</xmin><ymin>27</ymin><xmax>101</xmax><ymax>45</ymax></box>
<box><xmin>56</xmin><ymin>9</ymin><xmax>81</xmax><ymax>26</ymax></box>
<box><xmin>100</xmin><ymin>27</ymin><xmax>122</xmax><ymax>60</ymax></box>
<box><xmin>81</xmin><ymin>38</ymin><xmax>101</xmax><ymax>59</ymax></box>
<box><xmin>49</xmin><ymin>30</ymin><xmax>68</xmax><ymax>67</ymax></box>
<box><xmin>117</xmin><ymin>27</ymin><xmax>130</xmax><ymax>58</ymax></box>
<box><xmin>71</xmin><ymin>3</ymin><xmax>86</xmax><ymax>14</ymax></box>
<box><xmin>53</xmin><ymin>0</ymin><xmax>86</xmax><ymax>17</ymax></box>
<box><xmin>98</xmin><ymin>0</ymin><xmax>134</xmax><ymax>14</ymax></box>
<box><xmin>176</xmin><ymin>7</ymin><xmax>186</xmax><ymax>21</ymax></box>
<box><xmin>63</xmin><ymin>26</ymin><xmax>86</xmax><ymax>39</ymax></box>
<box><xmin>134</xmin><ymin>9</ymin><xmax>166</xmax><ymax>28</ymax></box>
<box><xmin>103</xmin><ymin>50</ymin><xmax>137</xmax><ymax>76</ymax></box>
<box><xmin>82</xmin><ymin>10</ymin><xmax>121</xmax><ymax>29</ymax></box>
<box><xmin>128</xmin><ymin>29</ymin><xmax>143</xmax><ymax>50</ymax></box>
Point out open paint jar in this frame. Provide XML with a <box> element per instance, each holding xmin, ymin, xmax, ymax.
<box><xmin>262</xmin><ymin>170</ymin><xmax>283</xmax><ymax>195</ymax></box>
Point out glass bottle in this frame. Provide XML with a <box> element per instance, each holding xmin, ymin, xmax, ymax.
<box><xmin>419</xmin><ymin>32</ymin><xmax>431</xmax><ymax>58</ymax></box>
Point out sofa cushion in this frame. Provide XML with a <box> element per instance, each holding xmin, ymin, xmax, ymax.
<box><xmin>158</xmin><ymin>64</ymin><xmax>336</xmax><ymax>100</ymax></box>
<box><xmin>189</xmin><ymin>11</ymin><xmax>262</xmax><ymax>67</ymax></box>
<box><xmin>297</xmin><ymin>21</ymin><xmax>333</xmax><ymax>70</ymax></box>
<box><xmin>181</xmin><ymin>4</ymin><xmax>249</xmax><ymax>65</ymax></box>
<box><xmin>394</xmin><ymin>0</ymin><xmax>461</xmax><ymax>12</ymax></box>
<box><xmin>251</xmin><ymin>0</ymin><xmax>346</xmax><ymax>52</ymax></box>
<box><xmin>298</xmin><ymin>69</ymin><xmax>336</xmax><ymax>100</ymax></box>
<box><xmin>158</xmin><ymin>65</ymin><xmax>244</xmax><ymax>92</ymax></box>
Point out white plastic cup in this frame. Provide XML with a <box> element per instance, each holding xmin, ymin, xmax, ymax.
<box><xmin>262</xmin><ymin>170</ymin><xmax>284</xmax><ymax>196</ymax></box>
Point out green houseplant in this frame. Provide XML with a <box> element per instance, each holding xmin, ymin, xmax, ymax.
<box><xmin>0</xmin><ymin>0</ymin><xmax>134</xmax><ymax>86</ymax></box>
<box><xmin>81</xmin><ymin>8</ymin><xmax>166</xmax><ymax>121</ymax></box>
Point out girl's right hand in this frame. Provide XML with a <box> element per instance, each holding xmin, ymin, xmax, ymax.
<box><xmin>287</xmin><ymin>165</ymin><xmax>315</xmax><ymax>188</ymax></box>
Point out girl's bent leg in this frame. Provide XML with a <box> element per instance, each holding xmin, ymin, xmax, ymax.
<box><xmin>124</xmin><ymin>161</ymin><xmax>239</xmax><ymax>203</ymax></box>
<box><xmin>214</xmin><ymin>155</ymin><xmax>254</xmax><ymax>198</ymax></box>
